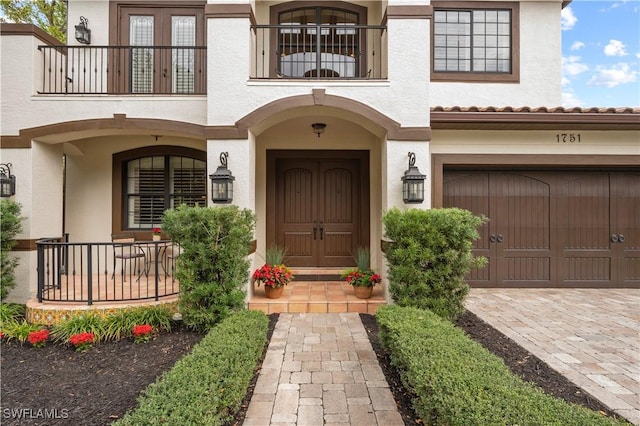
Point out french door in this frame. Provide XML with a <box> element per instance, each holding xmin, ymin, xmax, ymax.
<box><xmin>117</xmin><ymin>6</ymin><xmax>204</xmax><ymax>94</ymax></box>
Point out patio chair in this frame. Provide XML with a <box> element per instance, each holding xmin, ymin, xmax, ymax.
<box><xmin>111</xmin><ymin>233</ymin><xmax>146</xmax><ymax>281</ymax></box>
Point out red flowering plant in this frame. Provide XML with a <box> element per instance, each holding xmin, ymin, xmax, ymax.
<box><xmin>152</xmin><ymin>227</ymin><xmax>161</xmax><ymax>236</ymax></box>
<box><xmin>342</xmin><ymin>247</ymin><xmax>381</xmax><ymax>287</ymax></box>
<box><xmin>132</xmin><ymin>324</ymin><xmax>154</xmax><ymax>344</ymax></box>
<box><xmin>253</xmin><ymin>244</ymin><xmax>293</xmax><ymax>288</ymax></box>
<box><xmin>69</xmin><ymin>332</ymin><xmax>95</xmax><ymax>352</ymax></box>
<box><xmin>27</xmin><ymin>329</ymin><xmax>49</xmax><ymax>348</ymax></box>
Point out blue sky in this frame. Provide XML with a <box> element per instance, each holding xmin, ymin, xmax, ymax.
<box><xmin>561</xmin><ymin>0</ymin><xmax>640</xmax><ymax>107</ymax></box>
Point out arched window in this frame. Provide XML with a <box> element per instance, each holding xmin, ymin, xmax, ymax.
<box><xmin>114</xmin><ymin>147</ymin><xmax>206</xmax><ymax>231</ymax></box>
<box><xmin>273</xmin><ymin>4</ymin><xmax>367</xmax><ymax>78</ymax></box>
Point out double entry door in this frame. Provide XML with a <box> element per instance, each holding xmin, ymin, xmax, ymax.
<box><xmin>268</xmin><ymin>151</ymin><xmax>369</xmax><ymax>267</ymax></box>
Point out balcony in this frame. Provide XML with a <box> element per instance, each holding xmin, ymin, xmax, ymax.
<box><xmin>38</xmin><ymin>45</ymin><xmax>207</xmax><ymax>95</ymax></box>
<box><xmin>251</xmin><ymin>24</ymin><xmax>387</xmax><ymax>80</ymax></box>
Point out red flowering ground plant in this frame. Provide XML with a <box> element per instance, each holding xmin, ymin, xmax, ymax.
<box><xmin>27</xmin><ymin>329</ymin><xmax>49</xmax><ymax>348</ymax></box>
<box><xmin>252</xmin><ymin>264</ymin><xmax>293</xmax><ymax>288</ymax></box>
<box><xmin>132</xmin><ymin>324</ymin><xmax>154</xmax><ymax>344</ymax></box>
<box><xmin>69</xmin><ymin>332</ymin><xmax>95</xmax><ymax>352</ymax></box>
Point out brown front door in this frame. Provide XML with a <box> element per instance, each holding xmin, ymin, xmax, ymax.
<box><xmin>443</xmin><ymin>170</ymin><xmax>639</xmax><ymax>288</ymax></box>
<box><xmin>268</xmin><ymin>151</ymin><xmax>369</xmax><ymax>267</ymax></box>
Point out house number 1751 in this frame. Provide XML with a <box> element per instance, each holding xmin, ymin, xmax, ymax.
<box><xmin>556</xmin><ymin>133</ymin><xmax>581</xmax><ymax>143</ymax></box>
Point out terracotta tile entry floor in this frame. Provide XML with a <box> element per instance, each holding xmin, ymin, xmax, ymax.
<box><xmin>248</xmin><ymin>280</ymin><xmax>386</xmax><ymax>315</ymax></box>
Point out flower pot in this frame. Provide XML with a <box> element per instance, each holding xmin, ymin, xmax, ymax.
<box><xmin>353</xmin><ymin>286</ymin><xmax>373</xmax><ymax>299</ymax></box>
<box><xmin>152</xmin><ymin>235</ymin><xmax>161</xmax><ymax>241</ymax></box>
<box><xmin>265</xmin><ymin>285</ymin><xmax>284</xmax><ymax>299</ymax></box>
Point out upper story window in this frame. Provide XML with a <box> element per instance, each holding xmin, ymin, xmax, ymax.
<box><xmin>431</xmin><ymin>2</ymin><xmax>519</xmax><ymax>83</ymax></box>
<box><xmin>270</xmin><ymin>3</ymin><xmax>368</xmax><ymax>78</ymax></box>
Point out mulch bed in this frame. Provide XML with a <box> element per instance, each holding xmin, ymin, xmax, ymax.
<box><xmin>0</xmin><ymin>311</ymin><xmax>627</xmax><ymax>425</ymax></box>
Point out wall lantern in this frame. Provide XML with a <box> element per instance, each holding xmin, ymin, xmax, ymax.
<box><xmin>401</xmin><ymin>152</ymin><xmax>426</xmax><ymax>204</ymax></box>
<box><xmin>311</xmin><ymin>123</ymin><xmax>326</xmax><ymax>138</ymax></box>
<box><xmin>0</xmin><ymin>163</ymin><xmax>16</xmax><ymax>198</ymax></box>
<box><xmin>74</xmin><ymin>16</ymin><xmax>91</xmax><ymax>45</ymax></box>
<box><xmin>209</xmin><ymin>152</ymin><xmax>234</xmax><ymax>203</ymax></box>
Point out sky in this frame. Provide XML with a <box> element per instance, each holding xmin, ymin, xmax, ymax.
<box><xmin>561</xmin><ymin>0</ymin><xmax>640</xmax><ymax>107</ymax></box>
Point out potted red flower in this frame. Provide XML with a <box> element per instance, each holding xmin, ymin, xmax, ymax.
<box><xmin>342</xmin><ymin>248</ymin><xmax>381</xmax><ymax>299</ymax></box>
<box><xmin>152</xmin><ymin>227</ymin><xmax>162</xmax><ymax>241</ymax></box>
<box><xmin>253</xmin><ymin>245</ymin><xmax>293</xmax><ymax>299</ymax></box>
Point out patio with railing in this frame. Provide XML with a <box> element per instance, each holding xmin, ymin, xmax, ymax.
<box><xmin>37</xmin><ymin>237</ymin><xmax>181</xmax><ymax>305</ymax></box>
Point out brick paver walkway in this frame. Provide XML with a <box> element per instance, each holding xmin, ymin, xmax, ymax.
<box><xmin>243</xmin><ymin>313</ymin><xmax>404</xmax><ymax>425</ymax></box>
<box><xmin>466</xmin><ymin>288</ymin><xmax>640</xmax><ymax>426</ymax></box>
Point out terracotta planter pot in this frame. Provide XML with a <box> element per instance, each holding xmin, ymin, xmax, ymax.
<box><xmin>353</xmin><ymin>285</ymin><xmax>373</xmax><ymax>299</ymax></box>
<box><xmin>265</xmin><ymin>285</ymin><xmax>284</xmax><ymax>299</ymax></box>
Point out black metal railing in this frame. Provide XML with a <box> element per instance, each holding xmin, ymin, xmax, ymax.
<box><xmin>251</xmin><ymin>24</ymin><xmax>387</xmax><ymax>79</ymax></box>
<box><xmin>37</xmin><ymin>237</ymin><xmax>181</xmax><ymax>305</ymax></box>
<box><xmin>38</xmin><ymin>45</ymin><xmax>207</xmax><ymax>95</ymax></box>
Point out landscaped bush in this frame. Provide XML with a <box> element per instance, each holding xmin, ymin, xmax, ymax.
<box><xmin>115</xmin><ymin>309</ymin><xmax>269</xmax><ymax>426</ymax></box>
<box><xmin>376</xmin><ymin>305</ymin><xmax>627</xmax><ymax>426</ymax></box>
<box><xmin>382</xmin><ymin>207</ymin><xmax>486</xmax><ymax>321</ymax></box>
<box><xmin>162</xmin><ymin>205</ymin><xmax>256</xmax><ymax>331</ymax></box>
<box><xmin>1</xmin><ymin>200</ymin><xmax>24</xmax><ymax>300</ymax></box>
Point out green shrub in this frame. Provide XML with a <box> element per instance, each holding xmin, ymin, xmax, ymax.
<box><xmin>162</xmin><ymin>205</ymin><xmax>255</xmax><ymax>331</ymax></box>
<box><xmin>51</xmin><ymin>312</ymin><xmax>106</xmax><ymax>343</ymax></box>
<box><xmin>0</xmin><ymin>200</ymin><xmax>24</xmax><ymax>300</ymax></box>
<box><xmin>382</xmin><ymin>207</ymin><xmax>486</xmax><ymax>321</ymax></box>
<box><xmin>376</xmin><ymin>305</ymin><xmax>627</xmax><ymax>426</ymax></box>
<box><xmin>0</xmin><ymin>302</ymin><xmax>25</xmax><ymax>324</ymax></box>
<box><xmin>2</xmin><ymin>319</ymin><xmax>42</xmax><ymax>343</ymax></box>
<box><xmin>115</xmin><ymin>310</ymin><xmax>269</xmax><ymax>426</ymax></box>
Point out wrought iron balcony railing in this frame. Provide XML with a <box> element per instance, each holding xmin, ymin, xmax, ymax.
<box><xmin>37</xmin><ymin>237</ymin><xmax>181</xmax><ymax>305</ymax></box>
<box><xmin>251</xmin><ymin>24</ymin><xmax>387</xmax><ymax>80</ymax></box>
<box><xmin>38</xmin><ymin>45</ymin><xmax>207</xmax><ymax>95</ymax></box>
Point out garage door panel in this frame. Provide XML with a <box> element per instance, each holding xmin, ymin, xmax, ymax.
<box><xmin>615</xmin><ymin>172</ymin><xmax>640</xmax><ymax>286</ymax></box>
<box><xmin>494</xmin><ymin>172</ymin><xmax>552</xmax><ymax>286</ymax></box>
<box><xmin>443</xmin><ymin>172</ymin><xmax>492</xmax><ymax>284</ymax></box>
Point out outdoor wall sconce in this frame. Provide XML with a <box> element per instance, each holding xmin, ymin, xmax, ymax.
<box><xmin>311</xmin><ymin>123</ymin><xmax>326</xmax><ymax>138</ymax></box>
<box><xmin>0</xmin><ymin>163</ymin><xmax>16</xmax><ymax>198</ymax></box>
<box><xmin>74</xmin><ymin>16</ymin><xmax>91</xmax><ymax>45</ymax></box>
<box><xmin>209</xmin><ymin>152</ymin><xmax>234</xmax><ymax>203</ymax></box>
<box><xmin>401</xmin><ymin>152</ymin><xmax>426</xmax><ymax>204</ymax></box>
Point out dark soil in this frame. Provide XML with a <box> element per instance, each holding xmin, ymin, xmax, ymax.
<box><xmin>0</xmin><ymin>311</ymin><xmax>626</xmax><ymax>425</ymax></box>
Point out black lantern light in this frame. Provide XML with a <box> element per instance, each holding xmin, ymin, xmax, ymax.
<box><xmin>0</xmin><ymin>163</ymin><xmax>16</xmax><ymax>198</ymax></box>
<box><xmin>75</xmin><ymin>16</ymin><xmax>91</xmax><ymax>45</ymax></box>
<box><xmin>209</xmin><ymin>152</ymin><xmax>234</xmax><ymax>203</ymax></box>
<box><xmin>401</xmin><ymin>152</ymin><xmax>426</xmax><ymax>204</ymax></box>
<box><xmin>311</xmin><ymin>123</ymin><xmax>326</xmax><ymax>138</ymax></box>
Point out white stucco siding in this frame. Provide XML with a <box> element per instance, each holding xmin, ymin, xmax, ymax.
<box><xmin>64</xmin><ymin>136</ymin><xmax>206</xmax><ymax>244</ymax></box>
<box><xmin>430</xmin><ymin>1</ymin><xmax>563</xmax><ymax>107</ymax></box>
<box><xmin>430</xmin><ymin>130</ymin><xmax>640</xmax><ymax>155</ymax></box>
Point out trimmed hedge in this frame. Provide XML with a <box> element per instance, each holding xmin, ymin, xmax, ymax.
<box><xmin>115</xmin><ymin>310</ymin><xmax>269</xmax><ymax>426</ymax></box>
<box><xmin>376</xmin><ymin>305</ymin><xmax>627</xmax><ymax>426</ymax></box>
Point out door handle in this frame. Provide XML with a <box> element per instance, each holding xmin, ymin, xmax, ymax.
<box><xmin>490</xmin><ymin>234</ymin><xmax>497</xmax><ymax>243</ymax></box>
<box><xmin>618</xmin><ymin>234</ymin><xmax>625</xmax><ymax>243</ymax></box>
<box><xmin>313</xmin><ymin>221</ymin><xmax>317</xmax><ymax>240</ymax></box>
<box><xmin>496</xmin><ymin>234</ymin><xmax>504</xmax><ymax>243</ymax></box>
<box><xmin>319</xmin><ymin>221</ymin><xmax>324</xmax><ymax>240</ymax></box>
<box><xmin>611</xmin><ymin>234</ymin><xmax>619</xmax><ymax>243</ymax></box>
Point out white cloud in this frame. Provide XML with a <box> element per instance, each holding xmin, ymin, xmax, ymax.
<box><xmin>561</xmin><ymin>7</ymin><xmax>577</xmax><ymax>30</ymax></box>
<box><xmin>604</xmin><ymin>39</ymin><xmax>628</xmax><ymax>57</ymax></box>
<box><xmin>571</xmin><ymin>41</ymin><xmax>585</xmax><ymax>51</ymax></box>
<box><xmin>588</xmin><ymin>63</ymin><xmax>638</xmax><ymax>88</ymax></box>
<box><xmin>562</xmin><ymin>56</ymin><xmax>589</xmax><ymax>77</ymax></box>
<box><xmin>562</xmin><ymin>92</ymin><xmax>585</xmax><ymax>108</ymax></box>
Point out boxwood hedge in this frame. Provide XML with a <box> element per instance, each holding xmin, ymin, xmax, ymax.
<box><xmin>376</xmin><ymin>305</ymin><xmax>627</xmax><ymax>426</ymax></box>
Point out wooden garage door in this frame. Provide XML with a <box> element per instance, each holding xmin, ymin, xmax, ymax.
<box><xmin>443</xmin><ymin>170</ymin><xmax>639</xmax><ymax>288</ymax></box>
